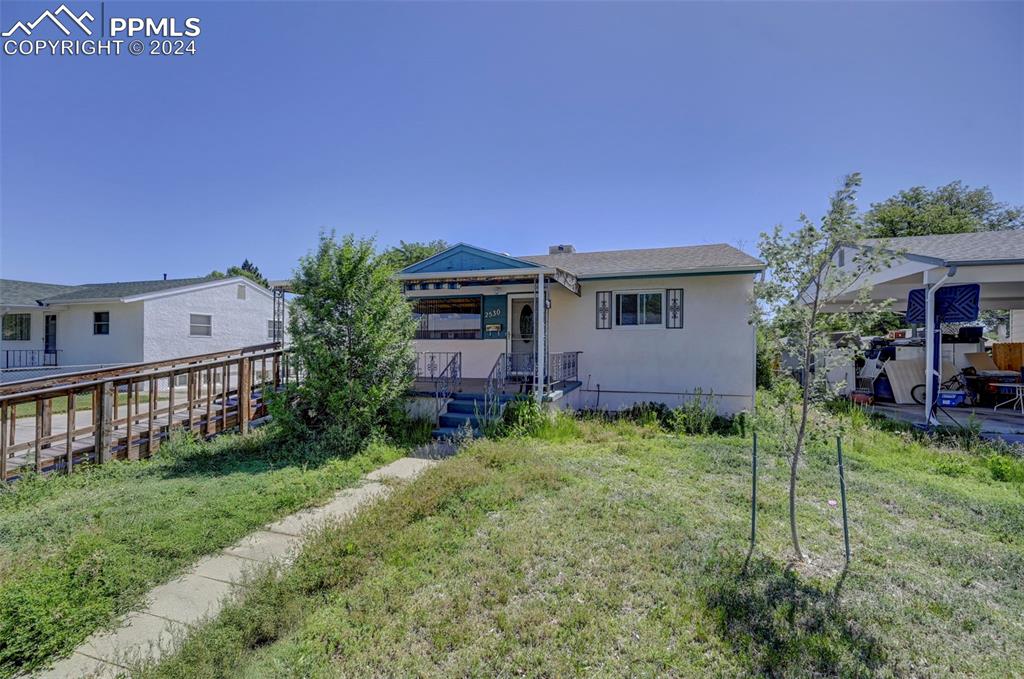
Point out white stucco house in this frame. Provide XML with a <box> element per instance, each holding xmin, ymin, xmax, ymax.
<box><xmin>401</xmin><ymin>242</ymin><xmax>763</xmax><ymax>419</ymax></box>
<box><xmin>1</xmin><ymin>276</ymin><xmax>284</xmax><ymax>373</ymax></box>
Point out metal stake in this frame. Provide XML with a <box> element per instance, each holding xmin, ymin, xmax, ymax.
<box><xmin>750</xmin><ymin>432</ymin><xmax>758</xmax><ymax>550</ymax></box>
<box><xmin>837</xmin><ymin>435</ymin><xmax>851</xmax><ymax>563</ymax></box>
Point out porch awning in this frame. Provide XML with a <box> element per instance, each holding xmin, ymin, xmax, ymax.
<box><xmin>396</xmin><ymin>266</ymin><xmax>581</xmax><ymax>295</ymax></box>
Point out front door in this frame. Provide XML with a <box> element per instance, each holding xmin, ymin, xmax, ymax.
<box><xmin>44</xmin><ymin>315</ymin><xmax>57</xmax><ymax>354</ymax></box>
<box><xmin>509</xmin><ymin>299</ymin><xmax>535</xmax><ymax>378</ymax></box>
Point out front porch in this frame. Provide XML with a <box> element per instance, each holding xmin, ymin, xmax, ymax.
<box><xmin>412</xmin><ymin>350</ymin><xmax>583</xmax><ymax>401</ymax></box>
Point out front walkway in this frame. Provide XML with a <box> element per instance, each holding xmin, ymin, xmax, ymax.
<box><xmin>35</xmin><ymin>456</ymin><xmax>437</xmax><ymax>678</ymax></box>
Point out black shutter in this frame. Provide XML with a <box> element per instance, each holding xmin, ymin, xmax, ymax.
<box><xmin>596</xmin><ymin>291</ymin><xmax>612</xmax><ymax>329</ymax></box>
<box><xmin>666</xmin><ymin>289</ymin><xmax>683</xmax><ymax>328</ymax></box>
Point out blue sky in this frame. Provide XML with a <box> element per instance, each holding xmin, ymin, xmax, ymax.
<box><xmin>1</xmin><ymin>1</ymin><xmax>1021</xmax><ymax>284</ymax></box>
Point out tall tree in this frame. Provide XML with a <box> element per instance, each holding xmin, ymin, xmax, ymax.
<box><xmin>864</xmin><ymin>181</ymin><xmax>1023</xmax><ymax>237</ymax></box>
<box><xmin>756</xmin><ymin>173</ymin><xmax>892</xmax><ymax>561</ymax></box>
<box><xmin>379</xmin><ymin>240</ymin><xmax>449</xmax><ymax>271</ymax></box>
<box><xmin>270</xmin><ymin>233</ymin><xmax>416</xmax><ymax>450</ymax></box>
<box><xmin>208</xmin><ymin>259</ymin><xmax>270</xmax><ymax>287</ymax></box>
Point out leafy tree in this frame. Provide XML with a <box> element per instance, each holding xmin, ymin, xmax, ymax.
<box><xmin>269</xmin><ymin>233</ymin><xmax>416</xmax><ymax>452</ymax></box>
<box><xmin>864</xmin><ymin>181</ymin><xmax>1023</xmax><ymax>238</ymax></box>
<box><xmin>379</xmin><ymin>240</ymin><xmax>449</xmax><ymax>271</ymax></box>
<box><xmin>755</xmin><ymin>173</ymin><xmax>892</xmax><ymax>562</ymax></box>
<box><xmin>208</xmin><ymin>259</ymin><xmax>270</xmax><ymax>287</ymax></box>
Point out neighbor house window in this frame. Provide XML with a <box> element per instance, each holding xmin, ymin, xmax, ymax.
<box><xmin>2</xmin><ymin>314</ymin><xmax>30</xmax><ymax>341</ymax></box>
<box><xmin>237</xmin><ymin>285</ymin><xmax>247</xmax><ymax>300</ymax></box>
<box><xmin>614</xmin><ymin>291</ymin><xmax>663</xmax><ymax>327</ymax></box>
<box><xmin>93</xmin><ymin>312</ymin><xmax>110</xmax><ymax>335</ymax></box>
<box><xmin>189</xmin><ymin>313</ymin><xmax>212</xmax><ymax>337</ymax></box>
<box><xmin>412</xmin><ymin>297</ymin><xmax>482</xmax><ymax>339</ymax></box>
<box><xmin>267</xmin><ymin>319</ymin><xmax>283</xmax><ymax>340</ymax></box>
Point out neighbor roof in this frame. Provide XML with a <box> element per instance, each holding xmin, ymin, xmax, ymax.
<box><xmin>0</xmin><ymin>276</ymin><xmax>261</xmax><ymax>307</ymax></box>
<box><xmin>859</xmin><ymin>231</ymin><xmax>1024</xmax><ymax>266</ymax></box>
<box><xmin>520</xmin><ymin>244</ymin><xmax>763</xmax><ymax>278</ymax></box>
<box><xmin>0</xmin><ymin>280</ymin><xmax>80</xmax><ymax>307</ymax></box>
<box><xmin>39</xmin><ymin>277</ymin><xmax>215</xmax><ymax>303</ymax></box>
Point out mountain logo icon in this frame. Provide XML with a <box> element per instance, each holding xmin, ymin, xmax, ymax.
<box><xmin>2</xmin><ymin>4</ymin><xmax>95</xmax><ymax>37</ymax></box>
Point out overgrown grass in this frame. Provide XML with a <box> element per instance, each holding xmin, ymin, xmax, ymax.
<box><xmin>0</xmin><ymin>428</ymin><xmax>409</xmax><ymax>677</ymax></box>
<box><xmin>141</xmin><ymin>413</ymin><xmax>1023</xmax><ymax>678</ymax></box>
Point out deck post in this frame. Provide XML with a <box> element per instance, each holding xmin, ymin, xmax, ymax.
<box><xmin>535</xmin><ymin>272</ymin><xmax>546</xmax><ymax>404</ymax></box>
<box><xmin>98</xmin><ymin>381</ymin><xmax>114</xmax><ymax>463</ymax></box>
<box><xmin>126</xmin><ymin>378</ymin><xmax>137</xmax><ymax>460</ymax></box>
<box><xmin>148</xmin><ymin>377</ymin><xmax>158</xmax><ymax>454</ymax></box>
<box><xmin>34</xmin><ymin>399</ymin><xmax>44</xmax><ymax>472</ymax></box>
<box><xmin>65</xmin><ymin>390</ymin><xmax>75</xmax><ymax>473</ymax></box>
<box><xmin>1</xmin><ymin>401</ymin><xmax>7</xmax><ymax>482</ymax></box>
<box><xmin>239</xmin><ymin>358</ymin><xmax>251</xmax><ymax>433</ymax></box>
<box><xmin>41</xmin><ymin>398</ymin><xmax>52</xmax><ymax>447</ymax></box>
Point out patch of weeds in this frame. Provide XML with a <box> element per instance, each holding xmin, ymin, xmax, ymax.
<box><xmin>934</xmin><ymin>456</ymin><xmax>970</xmax><ymax>478</ymax></box>
<box><xmin>701</xmin><ymin>554</ymin><xmax>888</xmax><ymax>677</ymax></box>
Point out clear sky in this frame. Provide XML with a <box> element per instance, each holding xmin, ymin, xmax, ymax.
<box><xmin>1</xmin><ymin>0</ymin><xmax>1021</xmax><ymax>284</ymax></box>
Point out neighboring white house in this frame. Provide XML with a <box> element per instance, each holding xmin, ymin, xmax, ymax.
<box><xmin>400</xmin><ymin>242</ymin><xmax>763</xmax><ymax>414</ymax></box>
<box><xmin>1</xmin><ymin>276</ymin><xmax>283</xmax><ymax>372</ymax></box>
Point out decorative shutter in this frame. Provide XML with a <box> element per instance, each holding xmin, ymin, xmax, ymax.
<box><xmin>666</xmin><ymin>289</ymin><xmax>684</xmax><ymax>328</ymax></box>
<box><xmin>596</xmin><ymin>291</ymin><xmax>612</xmax><ymax>329</ymax></box>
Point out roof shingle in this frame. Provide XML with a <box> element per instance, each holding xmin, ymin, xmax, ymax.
<box><xmin>861</xmin><ymin>231</ymin><xmax>1024</xmax><ymax>265</ymax></box>
<box><xmin>519</xmin><ymin>244</ymin><xmax>763</xmax><ymax>277</ymax></box>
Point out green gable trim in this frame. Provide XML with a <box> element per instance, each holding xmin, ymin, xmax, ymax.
<box><xmin>401</xmin><ymin>243</ymin><xmax>541</xmax><ymax>275</ymax></box>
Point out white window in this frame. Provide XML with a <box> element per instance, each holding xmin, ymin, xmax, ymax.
<box><xmin>189</xmin><ymin>313</ymin><xmax>212</xmax><ymax>337</ymax></box>
<box><xmin>614</xmin><ymin>291</ymin><xmax>663</xmax><ymax>327</ymax></box>
<box><xmin>237</xmin><ymin>284</ymin><xmax>247</xmax><ymax>300</ymax></box>
<box><xmin>267</xmin><ymin>319</ymin><xmax>283</xmax><ymax>339</ymax></box>
<box><xmin>2</xmin><ymin>313</ymin><xmax>31</xmax><ymax>340</ymax></box>
<box><xmin>93</xmin><ymin>311</ymin><xmax>110</xmax><ymax>335</ymax></box>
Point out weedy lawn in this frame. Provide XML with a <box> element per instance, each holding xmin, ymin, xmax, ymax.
<box><xmin>0</xmin><ymin>429</ymin><xmax>411</xmax><ymax>677</ymax></box>
<box><xmin>140</xmin><ymin>416</ymin><xmax>1024</xmax><ymax>678</ymax></box>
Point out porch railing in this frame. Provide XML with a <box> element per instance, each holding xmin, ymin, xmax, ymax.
<box><xmin>414</xmin><ymin>351</ymin><xmax>461</xmax><ymax>380</ymax></box>
<box><xmin>3</xmin><ymin>350</ymin><xmax>60</xmax><ymax>369</ymax></box>
<box><xmin>483</xmin><ymin>352</ymin><xmax>508</xmax><ymax>420</ymax></box>
<box><xmin>433</xmin><ymin>352</ymin><xmax>461</xmax><ymax>418</ymax></box>
<box><xmin>505</xmin><ymin>351</ymin><xmax>581</xmax><ymax>387</ymax></box>
<box><xmin>413</xmin><ymin>352</ymin><xmax>462</xmax><ymax>420</ymax></box>
<box><xmin>547</xmin><ymin>351</ymin><xmax>581</xmax><ymax>386</ymax></box>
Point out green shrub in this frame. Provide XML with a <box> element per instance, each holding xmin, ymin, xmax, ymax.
<box><xmin>934</xmin><ymin>457</ymin><xmax>969</xmax><ymax>478</ymax></box>
<box><xmin>669</xmin><ymin>389</ymin><xmax>719</xmax><ymax>435</ymax></box>
<box><xmin>987</xmin><ymin>455</ymin><xmax>1023</xmax><ymax>483</ymax></box>
<box><xmin>269</xmin><ymin>233</ymin><xmax>417</xmax><ymax>454</ymax></box>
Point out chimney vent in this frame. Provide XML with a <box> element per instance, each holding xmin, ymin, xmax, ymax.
<box><xmin>163</xmin><ymin>273</ymin><xmax>167</xmax><ymax>280</ymax></box>
<box><xmin>549</xmin><ymin>244</ymin><xmax>575</xmax><ymax>254</ymax></box>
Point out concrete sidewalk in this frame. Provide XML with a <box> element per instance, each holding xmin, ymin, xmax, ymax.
<box><xmin>34</xmin><ymin>456</ymin><xmax>437</xmax><ymax>678</ymax></box>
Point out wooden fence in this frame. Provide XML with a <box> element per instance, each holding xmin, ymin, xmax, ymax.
<box><xmin>0</xmin><ymin>343</ymin><xmax>295</xmax><ymax>482</ymax></box>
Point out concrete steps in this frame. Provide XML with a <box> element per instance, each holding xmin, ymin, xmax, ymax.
<box><xmin>431</xmin><ymin>393</ymin><xmax>513</xmax><ymax>439</ymax></box>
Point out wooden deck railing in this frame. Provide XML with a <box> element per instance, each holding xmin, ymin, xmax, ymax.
<box><xmin>0</xmin><ymin>344</ymin><xmax>296</xmax><ymax>482</ymax></box>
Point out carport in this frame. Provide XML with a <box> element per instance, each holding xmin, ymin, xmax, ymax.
<box><xmin>825</xmin><ymin>231</ymin><xmax>1024</xmax><ymax>426</ymax></box>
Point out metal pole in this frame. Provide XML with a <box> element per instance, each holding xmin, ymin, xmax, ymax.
<box><xmin>750</xmin><ymin>432</ymin><xmax>758</xmax><ymax>550</ymax></box>
<box><xmin>536</xmin><ymin>272</ymin><xmax>545</xmax><ymax>404</ymax></box>
<box><xmin>837</xmin><ymin>435</ymin><xmax>850</xmax><ymax>564</ymax></box>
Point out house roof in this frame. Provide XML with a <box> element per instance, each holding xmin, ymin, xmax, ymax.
<box><xmin>0</xmin><ymin>280</ymin><xmax>80</xmax><ymax>307</ymax></box>
<box><xmin>520</xmin><ymin>244</ymin><xmax>763</xmax><ymax>278</ymax></box>
<box><xmin>1</xmin><ymin>276</ymin><xmax>265</xmax><ymax>306</ymax></box>
<box><xmin>859</xmin><ymin>231</ymin><xmax>1024</xmax><ymax>267</ymax></box>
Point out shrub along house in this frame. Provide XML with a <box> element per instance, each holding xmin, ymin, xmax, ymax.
<box><xmin>401</xmin><ymin>243</ymin><xmax>763</xmax><ymax>428</ymax></box>
<box><xmin>0</xmin><ymin>276</ymin><xmax>281</xmax><ymax>376</ymax></box>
